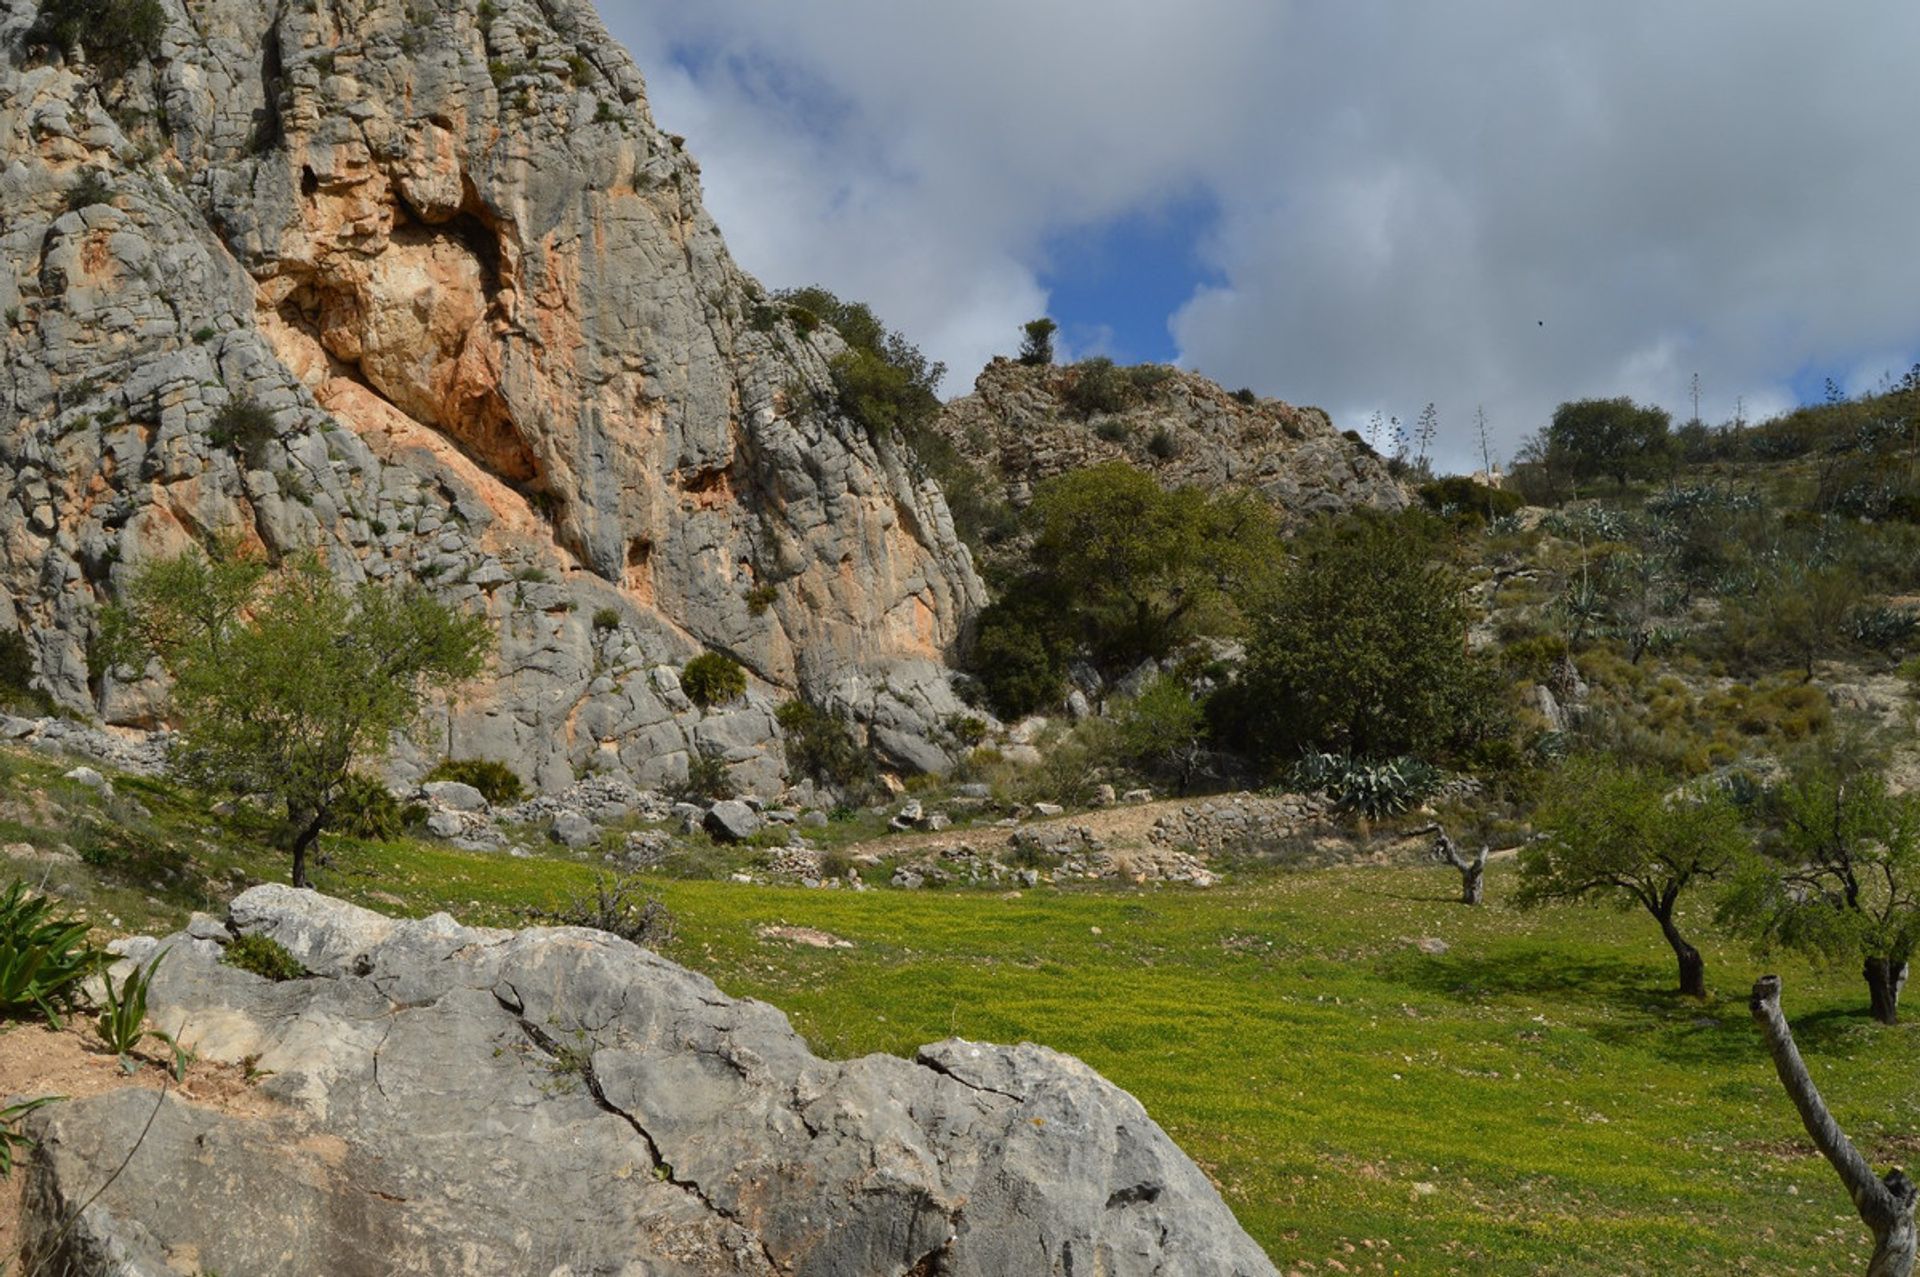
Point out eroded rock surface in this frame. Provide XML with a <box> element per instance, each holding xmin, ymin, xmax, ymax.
<box><xmin>21</xmin><ymin>886</ymin><xmax>1278</xmax><ymax>1276</ymax></box>
<box><xmin>934</xmin><ymin>359</ymin><xmax>1409</xmax><ymax>522</ymax></box>
<box><xmin>0</xmin><ymin>0</ymin><xmax>983</xmax><ymax>791</ymax></box>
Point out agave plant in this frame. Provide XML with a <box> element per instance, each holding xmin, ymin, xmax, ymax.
<box><xmin>0</xmin><ymin>878</ymin><xmax>106</xmax><ymax>1028</ymax></box>
<box><xmin>1287</xmin><ymin>750</ymin><xmax>1441</xmax><ymax>819</ymax></box>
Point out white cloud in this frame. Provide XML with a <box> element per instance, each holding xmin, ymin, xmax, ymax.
<box><xmin>601</xmin><ymin>2</ymin><xmax>1920</xmax><ymax>470</ymax></box>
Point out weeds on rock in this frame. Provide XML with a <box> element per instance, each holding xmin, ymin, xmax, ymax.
<box><xmin>526</xmin><ymin>873</ymin><xmax>676</xmax><ymax>949</ymax></box>
<box><xmin>95</xmin><ymin>950</ymin><xmax>167</xmax><ymax>1070</ymax></box>
<box><xmin>1</xmin><ymin>1095</ymin><xmax>63</xmax><ymax>1178</ymax></box>
<box><xmin>222</xmin><ymin>933</ymin><xmax>306</xmax><ymax>982</ymax></box>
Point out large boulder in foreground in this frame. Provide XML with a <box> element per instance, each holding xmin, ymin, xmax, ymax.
<box><xmin>21</xmin><ymin>887</ymin><xmax>1277</xmax><ymax>1276</ymax></box>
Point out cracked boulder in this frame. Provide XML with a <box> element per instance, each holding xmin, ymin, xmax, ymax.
<box><xmin>21</xmin><ymin>886</ymin><xmax>1277</xmax><ymax>1276</ymax></box>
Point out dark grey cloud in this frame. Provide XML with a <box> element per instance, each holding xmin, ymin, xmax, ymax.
<box><xmin>603</xmin><ymin>2</ymin><xmax>1920</xmax><ymax>469</ymax></box>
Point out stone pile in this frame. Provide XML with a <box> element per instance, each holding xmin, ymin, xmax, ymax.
<box><xmin>1148</xmin><ymin>792</ymin><xmax>1330</xmax><ymax>858</ymax></box>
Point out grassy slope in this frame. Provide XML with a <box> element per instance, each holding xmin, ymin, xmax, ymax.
<box><xmin>6</xmin><ymin>746</ymin><xmax>1902</xmax><ymax>1275</ymax></box>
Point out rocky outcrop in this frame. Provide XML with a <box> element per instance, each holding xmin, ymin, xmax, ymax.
<box><xmin>934</xmin><ymin>358</ymin><xmax>1409</xmax><ymax>523</ymax></box>
<box><xmin>0</xmin><ymin>0</ymin><xmax>984</xmax><ymax>793</ymax></box>
<box><xmin>20</xmin><ymin>887</ymin><xmax>1278</xmax><ymax>1275</ymax></box>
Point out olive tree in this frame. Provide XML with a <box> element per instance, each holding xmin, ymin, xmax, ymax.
<box><xmin>103</xmin><ymin>544</ymin><xmax>489</xmax><ymax>888</ymax></box>
<box><xmin>1519</xmin><ymin>757</ymin><xmax>1745</xmax><ymax>998</ymax></box>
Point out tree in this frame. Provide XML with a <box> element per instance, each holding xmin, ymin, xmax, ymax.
<box><xmin>1114</xmin><ymin>674</ymin><xmax>1210</xmax><ymax>796</ymax></box>
<box><xmin>1018</xmin><ymin>318</ymin><xmax>1057</xmax><ymax>366</ymax></box>
<box><xmin>1411</xmin><ymin>821</ymin><xmax>1486</xmax><ymax>905</ymax></box>
<box><xmin>1750</xmin><ymin>976</ymin><xmax>1917</xmax><ymax>1276</ymax></box>
<box><xmin>1019</xmin><ymin>462</ymin><xmax>1280</xmax><ymax>680</ymax></box>
<box><xmin>1720</xmin><ymin>747</ymin><xmax>1920</xmax><ymax>1025</ymax></box>
<box><xmin>103</xmin><ymin>544</ymin><xmax>489</xmax><ymax>888</ymax></box>
<box><xmin>1236</xmin><ymin>512</ymin><xmax>1499</xmax><ymax>761</ymax></box>
<box><xmin>1540</xmin><ymin>397</ymin><xmax>1674</xmax><ymax>489</ymax></box>
<box><xmin>1518</xmin><ymin>757</ymin><xmax>1745</xmax><ymax>998</ymax></box>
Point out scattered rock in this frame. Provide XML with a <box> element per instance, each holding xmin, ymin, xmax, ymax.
<box><xmin>420</xmin><ymin>781</ymin><xmax>487</xmax><ymax>812</ymax></box>
<box><xmin>549</xmin><ymin>811</ymin><xmax>599</xmax><ymax>849</ymax></box>
<box><xmin>704</xmin><ymin>800</ymin><xmax>764</xmax><ymax>844</ymax></box>
<box><xmin>756</xmin><ymin>925</ymin><xmax>854</xmax><ymax>950</ymax></box>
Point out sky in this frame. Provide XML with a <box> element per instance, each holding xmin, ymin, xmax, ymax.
<box><xmin>601</xmin><ymin>3</ymin><xmax>1920</xmax><ymax>472</ymax></box>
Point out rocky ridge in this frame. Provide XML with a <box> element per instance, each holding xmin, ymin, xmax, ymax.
<box><xmin>18</xmin><ymin>886</ymin><xmax>1279</xmax><ymax>1275</ymax></box>
<box><xmin>0</xmin><ymin>0</ymin><xmax>984</xmax><ymax>794</ymax></box>
<box><xmin>933</xmin><ymin>358</ymin><xmax>1410</xmax><ymax>522</ymax></box>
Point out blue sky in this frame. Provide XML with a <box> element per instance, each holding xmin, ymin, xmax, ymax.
<box><xmin>606</xmin><ymin>3</ymin><xmax>1920</xmax><ymax>471</ymax></box>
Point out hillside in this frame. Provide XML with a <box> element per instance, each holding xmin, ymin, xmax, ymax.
<box><xmin>933</xmin><ymin>357</ymin><xmax>1409</xmax><ymax>522</ymax></box>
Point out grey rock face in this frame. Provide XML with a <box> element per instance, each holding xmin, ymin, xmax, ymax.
<box><xmin>21</xmin><ymin>888</ymin><xmax>1276</xmax><ymax>1276</ymax></box>
<box><xmin>933</xmin><ymin>359</ymin><xmax>1409</xmax><ymax>525</ymax></box>
<box><xmin>419</xmin><ymin>779</ymin><xmax>486</xmax><ymax>812</ymax></box>
<box><xmin>0</xmin><ymin>0</ymin><xmax>983</xmax><ymax>791</ymax></box>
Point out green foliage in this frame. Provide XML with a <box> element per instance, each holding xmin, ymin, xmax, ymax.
<box><xmin>1719</xmin><ymin>741</ymin><xmax>1920</xmax><ymax>988</ymax></box>
<box><xmin>424</xmin><ymin>757</ymin><xmax>526</xmax><ymax>805</ymax></box>
<box><xmin>1002</xmin><ymin>462</ymin><xmax>1280</xmax><ymax>680</ymax></box>
<box><xmin>1239</xmin><ymin>512</ymin><xmax>1502</xmax><ymax>761</ymax></box>
<box><xmin>1287</xmin><ymin>750</ymin><xmax>1439</xmax><ymax>818</ymax></box>
<box><xmin>1017</xmin><ymin>317</ymin><xmax>1056</xmax><ymax>366</ymax></box>
<box><xmin>1114</xmin><ymin>674</ymin><xmax>1210</xmax><ymax>795</ymax></box>
<box><xmin>29</xmin><ymin>0</ymin><xmax>164</xmax><ymax>77</ymax></box>
<box><xmin>1063</xmin><ymin>357</ymin><xmax>1131</xmax><ymax>417</ymax></box>
<box><xmin>1232</xmin><ymin>387</ymin><xmax>1259</xmax><ymax>406</ymax></box>
<box><xmin>591</xmin><ymin>606</ymin><xmax>621</xmax><ymax>631</ymax></box>
<box><xmin>1</xmin><ymin>1095</ymin><xmax>63</xmax><ymax>1179</ymax></box>
<box><xmin>680</xmin><ymin>651</ymin><xmax>746</xmax><ymax>708</ymax></box>
<box><xmin>222</xmin><ymin>933</ymin><xmax>306</xmax><ymax>982</ymax></box>
<box><xmin>208</xmin><ymin>395</ymin><xmax>278</xmax><ymax>467</ymax></box>
<box><xmin>95</xmin><ymin>949</ymin><xmax>165</xmax><ymax>1067</ymax></box>
<box><xmin>0</xmin><ymin>630</ymin><xmax>51</xmax><ymax>715</ymax></box>
<box><xmin>65</xmin><ymin>168</ymin><xmax>117</xmax><ymax>212</ymax></box>
<box><xmin>743</xmin><ymin>584</ymin><xmax>778</xmax><ymax>616</ymax></box>
<box><xmin>331</xmin><ymin>772</ymin><xmax>423</xmax><ymax>840</ymax></box>
<box><xmin>776</xmin><ymin>699</ymin><xmax>873</xmax><ymax>795</ymax></box>
<box><xmin>1418</xmin><ymin>475</ymin><xmax>1524</xmax><ymax>525</ymax></box>
<box><xmin>1519</xmin><ymin>397</ymin><xmax>1674</xmax><ymax>495</ymax></box>
<box><xmin>1520</xmin><ymin>758</ymin><xmax>1744</xmax><ymax>912</ymax></box>
<box><xmin>101</xmin><ymin>543</ymin><xmax>490</xmax><ymax>886</ymax></box>
<box><xmin>528</xmin><ymin>872</ymin><xmax>677</xmax><ymax>949</ymax></box>
<box><xmin>675</xmin><ymin>750</ymin><xmax>735</xmax><ymax>803</ymax></box>
<box><xmin>0</xmin><ymin>880</ymin><xmax>104</xmax><ymax>1028</ymax></box>
<box><xmin>967</xmin><ymin>598</ymin><xmax>1069</xmax><ymax>718</ymax></box>
<box><xmin>1146</xmin><ymin>426</ymin><xmax>1179</xmax><ymax>460</ymax></box>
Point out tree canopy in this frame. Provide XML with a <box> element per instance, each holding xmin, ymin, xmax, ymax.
<box><xmin>1234</xmin><ymin>512</ymin><xmax>1499</xmax><ymax>762</ymax></box>
<box><xmin>103</xmin><ymin>544</ymin><xmax>490</xmax><ymax>887</ymax></box>
<box><xmin>1519</xmin><ymin>756</ymin><xmax>1745</xmax><ymax>997</ymax></box>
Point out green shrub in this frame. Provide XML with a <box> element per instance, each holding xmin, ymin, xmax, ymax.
<box><xmin>675</xmin><ymin>750</ymin><xmax>735</xmax><ymax>803</ymax></box>
<box><xmin>680</xmin><ymin>652</ymin><xmax>747</xmax><ymax>707</ymax></box>
<box><xmin>776</xmin><ymin>699</ymin><xmax>873</xmax><ymax>794</ymax></box>
<box><xmin>331</xmin><ymin>772</ymin><xmax>423</xmax><ymax>839</ymax></box>
<box><xmin>1017</xmin><ymin>318</ymin><xmax>1056</xmax><ymax>366</ymax></box>
<box><xmin>744</xmin><ymin>584</ymin><xmax>778</xmax><ymax>616</ymax></box>
<box><xmin>592</xmin><ymin>607</ymin><xmax>621</xmax><ymax>631</ymax></box>
<box><xmin>0</xmin><ymin>880</ymin><xmax>104</xmax><ymax>1029</ymax></box>
<box><xmin>1095</xmin><ymin>418</ymin><xmax>1131</xmax><ymax>444</ymax></box>
<box><xmin>1064</xmin><ymin>357</ymin><xmax>1131</xmax><ymax>417</ymax></box>
<box><xmin>1146</xmin><ymin>426</ymin><xmax>1179</xmax><ymax>460</ymax></box>
<box><xmin>1231</xmin><ymin>387</ymin><xmax>1259</xmax><ymax>406</ymax></box>
<box><xmin>65</xmin><ymin>169</ymin><xmax>117</xmax><ymax>213</ymax></box>
<box><xmin>29</xmin><ymin>0</ymin><xmax>164</xmax><ymax>77</ymax></box>
<box><xmin>423</xmin><ymin>757</ymin><xmax>526</xmax><ymax>805</ymax></box>
<box><xmin>223</xmin><ymin>933</ymin><xmax>306</xmax><ymax>982</ymax></box>
<box><xmin>208</xmin><ymin>395</ymin><xmax>278</xmax><ymax>467</ymax></box>
<box><xmin>968</xmin><ymin>601</ymin><xmax>1066</xmax><ymax>719</ymax></box>
<box><xmin>527</xmin><ymin>873</ymin><xmax>676</xmax><ymax>949</ymax></box>
<box><xmin>1418</xmin><ymin>476</ymin><xmax>1524</xmax><ymax>524</ymax></box>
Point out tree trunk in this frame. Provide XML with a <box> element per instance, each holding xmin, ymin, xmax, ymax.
<box><xmin>1865</xmin><ymin>957</ymin><xmax>1909</xmax><ymax>1027</ymax></box>
<box><xmin>1416</xmin><ymin>824</ymin><xmax>1487</xmax><ymax>906</ymax></box>
<box><xmin>1656</xmin><ymin>911</ymin><xmax>1707</xmax><ymax>999</ymax></box>
<box><xmin>1752</xmin><ymin>975</ymin><xmax>1918</xmax><ymax>1276</ymax></box>
<box><xmin>289</xmin><ymin>814</ymin><xmax>325</xmax><ymax>889</ymax></box>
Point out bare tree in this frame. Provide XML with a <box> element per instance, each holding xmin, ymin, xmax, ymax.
<box><xmin>1750</xmin><ymin>975</ymin><xmax>1916</xmax><ymax>1276</ymax></box>
<box><xmin>1411</xmin><ymin>822</ymin><xmax>1485</xmax><ymax>905</ymax></box>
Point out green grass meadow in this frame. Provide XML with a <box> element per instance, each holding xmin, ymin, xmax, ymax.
<box><xmin>3</xmin><ymin>749</ymin><xmax>1909</xmax><ymax>1274</ymax></box>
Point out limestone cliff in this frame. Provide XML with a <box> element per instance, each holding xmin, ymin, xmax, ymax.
<box><xmin>935</xmin><ymin>357</ymin><xmax>1409</xmax><ymax>523</ymax></box>
<box><xmin>0</xmin><ymin>0</ymin><xmax>985</xmax><ymax>791</ymax></box>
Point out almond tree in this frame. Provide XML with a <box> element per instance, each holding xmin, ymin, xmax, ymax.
<box><xmin>1750</xmin><ymin>976</ymin><xmax>1916</xmax><ymax>1276</ymax></box>
<box><xmin>1519</xmin><ymin>757</ymin><xmax>1744</xmax><ymax>998</ymax></box>
<box><xmin>104</xmin><ymin>544</ymin><xmax>489</xmax><ymax>888</ymax></box>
